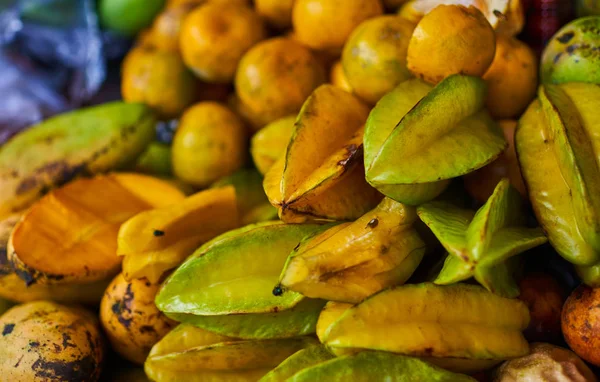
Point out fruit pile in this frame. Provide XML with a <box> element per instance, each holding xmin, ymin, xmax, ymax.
<box><xmin>0</xmin><ymin>0</ymin><xmax>599</xmax><ymax>381</ymax></box>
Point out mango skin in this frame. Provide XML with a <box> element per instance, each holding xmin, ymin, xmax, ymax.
<box><xmin>541</xmin><ymin>16</ymin><xmax>600</xmax><ymax>84</ymax></box>
<box><xmin>0</xmin><ymin>301</ymin><xmax>105</xmax><ymax>382</ymax></box>
<box><xmin>0</xmin><ymin>102</ymin><xmax>156</xmax><ymax>219</ymax></box>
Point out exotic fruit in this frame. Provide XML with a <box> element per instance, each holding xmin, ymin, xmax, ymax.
<box><xmin>561</xmin><ymin>284</ymin><xmax>600</xmax><ymax>367</ymax></box>
<box><xmin>541</xmin><ymin>16</ymin><xmax>600</xmax><ymax>84</ymax></box>
<box><xmin>516</xmin><ymin>82</ymin><xmax>600</xmax><ymax>285</ymax></box>
<box><xmin>364</xmin><ymin>74</ymin><xmax>506</xmax><ymax>206</ymax></box>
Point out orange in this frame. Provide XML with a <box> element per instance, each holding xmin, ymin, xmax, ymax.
<box><xmin>292</xmin><ymin>0</ymin><xmax>384</xmax><ymax>51</ymax></box>
<box><xmin>407</xmin><ymin>4</ymin><xmax>496</xmax><ymax>84</ymax></box>
<box><xmin>483</xmin><ymin>34</ymin><xmax>537</xmax><ymax>119</ymax></box>
<box><xmin>464</xmin><ymin>120</ymin><xmax>526</xmax><ymax>203</ymax></box>
<box><xmin>172</xmin><ymin>102</ymin><xmax>248</xmax><ymax>187</ymax></box>
<box><xmin>397</xmin><ymin>1</ymin><xmax>422</xmax><ymax>24</ymax></box>
<box><xmin>179</xmin><ymin>2</ymin><xmax>266</xmax><ymax>83</ymax></box>
<box><xmin>121</xmin><ymin>46</ymin><xmax>197</xmax><ymax>118</ymax></box>
<box><xmin>330</xmin><ymin>61</ymin><xmax>353</xmax><ymax>93</ymax></box>
<box><xmin>342</xmin><ymin>15</ymin><xmax>415</xmax><ymax>104</ymax></box>
<box><xmin>235</xmin><ymin>37</ymin><xmax>326</xmax><ymax>129</ymax></box>
<box><xmin>146</xmin><ymin>1</ymin><xmax>201</xmax><ymax>52</ymax></box>
<box><xmin>255</xmin><ymin>0</ymin><xmax>295</xmax><ymax>30</ymax></box>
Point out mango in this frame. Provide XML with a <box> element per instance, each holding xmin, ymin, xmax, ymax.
<box><xmin>365</xmin><ymin>75</ymin><xmax>506</xmax><ymax>205</ymax></box>
<box><xmin>250</xmin><ymin>115</ymin><xmax>295</xmax><ymax>175</ymax></box>
<box><xmin>156</xmin><ymin>222</ymin><xmax>331</xmax><ymax>316</ymax></box>
<box><xmin>284</xmin><ymin>351</ymin><xmax>477</xmax><ymax>382</ymax></box>
<box><xmin>516</xmin><ymin>83</ymin><xmax>600</xmax><ymax>279</ymax></box>
<box><xmin>264</xmin><ymin>84</ymin><xmax>382</xmax><ymax>223</ymax></box>
<box><xmin>259</xmin><ymin>346</ymin><xmax>335</xmax><ymax>382</ymax></box>
<box><xmin>279</xmin><ymin>198</ymin><xmax>426</xmax><ymax>303</ymax></box>
<box><xmin>0</xmin><ymin>301</ymin><xmax>105</xmax><ymax>381</ymax></box>
<box><xmin>8</xmin><ymin>173</ymin><xmax>184</xmax><ymax>286</ymax></box>
<box><xmin>541</xmin><ymin>16</ymin><xmax>600</xmax><ymax>84</ymax></box>
<box><xmin>417</xmin><ymin>179</ymin><xmax>547</xmax><ymax>297</ymax></box>
<box><xmin>119</xmin><ymin>186</ymin><xmax>239</xmax><ymax>283</ymax></box>
<box><xmin>323</xmin><ymin>283</ymin><xmax>530</xmax><ymax>362</ymax></box>
<box><xmin>0</xmin><ymin>102</ymin><xmax>156</xmax><ymax>219</ymax></box>
<box><xmin>145</xmin><ymin>324</ymin><xmax>317</xmax><ymax>381</ymax></box>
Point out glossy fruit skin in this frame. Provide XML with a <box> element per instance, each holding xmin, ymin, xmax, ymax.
<box><xmin>122</xmin><ymin>46</ymin><xmax>197</xmax><ymax>118</ymax></box>
<box><xmin>518</xmin><ymin>273</ymin><xmax>565</xmax><ymax>343</ymax></box>
<box><xmin>99</xmin><ymin>0</ymin><xmax>165</xmax><ymax>36</ymax></box>
<box><xmin>329</xmin><ymin>61</ymin><xmax>353</xmax><ymax>93</ymax></box>
<box><xmin>407</xmin><ymin>5</ymin><xmax>496</xmax><ymax>84</ymax></box>
<box><xmin>172</xmin><ymin>102</ymin><xmax>247</xmax><ymax>187</ymax></box>
<box><xmin>541</xmin><ymin>16</ymin><xmax>600</xmax><ymax>84</ymax></box>
<box><xmin>255</xmin><ymin>0</ymin><xmax>295</xmax><ymax>29</ymax></box>
<box><xmin>235</xmin><ymin>37</ymin><xmax>325</xmax><ymax>129</ymax></box>
<box><xmin>562</xmin><ymin>284</ymin><xmax>600</xmax><ymax>366</ymax></box>
<box><xmin>292</xmin><ymin>0</ymin><xmax>384</xmax><ymax>51</ymax></box>
<box><xmin>179</xmin><ymin>2</ymin><xmax>266</xmax><ymax>83</ymax></box>
<box><xmin>144</xmin><ymin>2</ymin><xmax>201</xmax><ymax>52</ymax></box>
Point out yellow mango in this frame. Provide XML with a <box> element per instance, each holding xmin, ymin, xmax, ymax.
<box><xmin>119</xmin><ymin>187</ymin><xmax>239</xmax><ymax>282</ymax></box>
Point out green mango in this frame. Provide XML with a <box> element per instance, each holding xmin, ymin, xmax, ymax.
<box><xmin>259</xmin><ymin>346</ymin><xmax>335</xmax><ymax>382</ymax></box>
<box><xmin>134</xmin><ymin>142</ymin><xmax>172</xmax><ymax>176</ymax></box>
<box><xmin>417</xmin><ymin>179</ymin><xmax>547</xmax><ymax>297</ymax></box>
<box><xmin>166</xmin><ymin>298</ymin><xmax>326</xmax><ymax>340</ymax></box>
<box><xmin>156</xmin><ymin>222</ymin><xmax>332</xmax><ymax>316</ymax></box>
<box><xmin>0</xmin><ymin>102</ymin><xmax>156</xmax><ymax>218</ymax></box>
<box><xmin>365</xmin><ymin>75</ymin><xmax>506</xmax><ymax>205</ymax></box>
<box><xmin>284</xmin><ymin>351</ymin><xmax>477</xmax><ymax>382</ymax></box>
<box><xmin>212</xmin><ymin>169</ymin><xmax>278</xmax><ymax>225</ymax></box>
<box><xmin>516</xmin><ymin>83</ymin><xmax>600</xmax><ymax>274</ymax></box>
<box><xmin>145</xmin><ymin>324</ymin><xmax>317</xmax><ymax>382</ymax></box>
<box><xmin>541</xmin><ymin>16</ymin><xmax>600</xmax><ymax>84</ymax></box>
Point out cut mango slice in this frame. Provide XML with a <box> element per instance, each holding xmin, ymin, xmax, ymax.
<box><xmin>8</xmin><ymin>173</ymin><xmax>184</xmax><ymax>285</ymax></box>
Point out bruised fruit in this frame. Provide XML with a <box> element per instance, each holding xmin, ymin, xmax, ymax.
<box><xmin>8</xmin><ymin>173</ymin><xmax>184</xmax><ymax>286</ymax></box>
<box><xmin>516</xmin><ymin>83</ymin><xmax>600</xmax><ymax>270</ymax></box>
<box><xmin>235</xmin><ymin>37</ymin><xmax>326</xmax><ymax>129</ymax></box>
<box><xmin>418</xmin><ymin>179</ymin><xmax>547</xmax><ymax>298</ymax></box>
<box><xmin>250</xmin><ymin>115</ymin><xmax>295</xmax><ymax>175</ymax></box>
<box><xmin>145</xmin><ymin>324</ymin><xmax>317</xmax><ymax>381</ymax></box>
<box><xmin>283</xmin><ymin>351</ymin><xmax>477</xmax><ymax>382</ymax></box>
<box><xmin>365</xmin><ymin>75</ymin><xmax>506</xmax><ymax>205</ymax></box>
<box><xmin>156</xmin><ymin>222</ymin><xmax>330</xmax><ymax>316</ymax></box>
<box><xmin>407</xmin><ymin>5</ymin><xmax>496</xmax><ymax>84</ymax></box>
<box><xmin>264</xmin><ymin>85</ymin><xmax>382</xmax><ymax>223</ymax></box>
<box><xmin>122</xmin><ymin>46</ymin><xmax>197</xmax><ymax>118</ymax></box>
<box><xmin>541</xmin><ymin>16</ymin><xmax>600</xmax><ymax>84</ymax></box>
<box><xmin>279</xmin><ymin>198</ymin><xmax>426</xmax><ymax>303</ymax></box>
<box><xmin>255</xmin><ymin>0</ymin><xmax>294</xmax><ymax>29</ymax></box>
<box><xmin>291</xmin><ymin>0</ymin><xmax>384</xmax><ymax>52</ymax></box>
<box><xmin>0</xmin><ymin>301</ymin><xmax>104</xmax><ymax>381</ymax></box>
<box><xmin>100</xmin><ymin>273</ymin><xmax>176</xmax><ymax>365</ymax></box>
<box><xmin>561</xmin><ymin>284</ymin><xmax>600</xmax><ymax>366</ymax></box>
<box><xmin>179</xmin><ymin>2</ymin><xmax>267</xmax><ymax>83</ymax></box>
<box><xmin>494</xmin><ymin>343</ymin><xmax>598</xmax><ymax>382</ymax></box>
<box><xmin>0</xmin><ymin>102</ymin><xmax>156</xmax><ymax>219</ymax></box>
<box><xmin>342</xmin><ymin>15</ymin><xmax>415</xmax><ymax>104</ymax></box>
<box><xmin>323</xmin><ymin>283</ymin><xmax>530</xmax><ymax>361</ymax></box>
<box><xmin>172</xmin><ymin>102</ymin><xmax>247</xmax><ymax>188</ymax></box>
<box><xmin>483</xmin><ymin>35</ymin><xmax>538</xmax><ymax>119</ymax></box>
<box><xmin>518</xmin><ymin>273</ymin><xmax>565</xmax><ymax>343</ymax></box>
<box><xmin>464</xmin><ymin>120</ymin><xmax>526</xmax><ymax>203</ymax></box>
<box><xmin>119</xmin><ymin>186</ymin><xmax>240</xmax><ymax>283</ymax></box>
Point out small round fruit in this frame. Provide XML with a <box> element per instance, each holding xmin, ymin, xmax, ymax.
<box><xmin>397</xmin><ymin>1</ymin><xmax>422</xmax><ymax>24</ymax></box>
<box><xmin>383</xmin><ymin>0</ymin><xmax>409</xmax><ymax>10</ymax></box>
<box><xmin>518</xmin><ymin>273</ymin><xmax>565</xmax><ymax>343</ymax></box>
<box><xmin>292</xmin><ymin>0</ymin><xmax>384</xmax><ymax>51</ymax></box>
<box><xmin>122</xmin><ymin>46</ymin><xmax>197</xmax><ymax>118</ymax></box>
<box><xmin>172</xmin><ymin>102</ymin><xmax>247</xmax><ymax>187</ymax></box>
<box><xmin>463</xmin><ymin>120</ymin><xmax>526</xmax><ymax>203</ymax></box>
<box><xmin>100</xmin><ymin>273</ymin><xmax>176</xmax><ymax>365</ymax></box>
<box><xmin>99</xmin><ymin>0</ymin><xmax>165</xmax><ymax>36</ymax></box>
<box><xmin>562</xmin><ymin>284</ymin><xmax>600</xmax><ymax>366</ymax></box>
<box><xmin>483</xmin><ymin>35</ymin><xmax>538</xmax><ymax>119</ymax></box>
<box><xmin>342</xmin><ymin>15</ymin><xmax>415</xmax><ymax>104</ymax></box>
<box><xmin>0</xmin><ymin>301</ymin><xmax>104</xmax><ymax>381</ymax></box>
<box><xmin>407</xmin><ymin>4</ymin><xmax>496</xmax><ymax>84</ymax></box>
<box><xmin>235</xmin><ymin>37</ymin><xmax>325</xmax><ymax>128</ymax></box>
<box><xmin>180</xmin><ymin>2</ymin><xmax>266</xmax><ymax>83</ymax></box>
<box><xmin>255</xmin><ymin>0</ymin><xmax>295</xmax><ymax>30</ymax></box>
<box><xmin>541</xmin><ymin>16</ymin><xmax>600</xmax><ymax>84</ymax></box>
<box><xmin>146</xmin><ymin>1</ymin><xmax>201</xmax><ymax>52</ymax></box>
<box><xmin>330</xmin><ymin>61</ymin><xmax>353</xmax><ymax>93</ymax></box>
<box><xmin>251</xmin><ymin>115</ymin><xmax>296</xmax><ymax>174</ymax></box>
